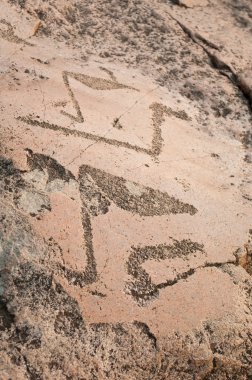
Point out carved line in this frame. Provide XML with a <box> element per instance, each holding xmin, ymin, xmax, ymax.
<box><xmin>26</xmin><ymin>152</ymin><xmax>198</xmax><ymax>299</ymax></box>
<box><xmin>61</xmin><ymin>71</ymin><xmax>84</xmax><ymax>122</ymax></box>
<box><xmin>17</xmin><ymin>102</ymin><xmax>172</xmax><ymax>159</ymax></box>
<box><xmin>99</xmin><ymin>66</ymin><xmax>117</xmax><ymax>82</ymax></box>
<box><xmin>18</xmin><ymin>116</ymin><xmax>151</xmax><ymax>155</ymax></box>
<box><xmin>17</xmin><ymin>70</ymin><xmax>178</xmax><ymax>158</ymax></box>
<box><xmin>59</xmin><ymin>206</ymin><xmax>97</xmax><ymax>287</ymax></box>
<box><xmin>125</xmin><ymin>240</ymin><xmax>205</xmax><ymax>306</ymax></box>
<box><xmin>60</xmin><ymin>70</ymin><xmax>138</xmax><ymax>123</ymax></box>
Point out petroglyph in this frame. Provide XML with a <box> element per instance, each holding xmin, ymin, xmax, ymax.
<box><xmin>0</xmin><ymin>19</ymin><xmax>33</xmax><ymax>46</ymax></box>
<box><xmin>60</xmin><ymin>70</ymin><xmax>137</xmax><ymax>122</ymax></box>
<box><xmin>25</xmin><ymin>151</ymin><xmax>97</xmax><ymax>286</ymax></box>
<box><xmin>26</xmin><ymin>151</ymin><xmax>197</xmax><ymax>292</ymax></box>
<box><xmin>18</xmin><ymin>115</ymin><xmax>152</xmax><ymax>155</ymax></box>
<box><xmin>17</xmin><ymin>69</ymin><xmax>190</xmax><ymax>159</ymax></box>
<box><xmin>126</xmin><ymin>240</ymin><xmax>204</xmax><ymax>305</ymax></box>
<box><xmin>18</xmin><ymin>103</ymin><xmax>186</xmax><ymax>160</ymax></box>
<box><xmin>149</xmin><ymin>102</ymin><xmax>191</xmax><ymax>158</ymax></box>
<box><xmin>1</xmin><ymin>1</ymin><xmax>252</xmax><ymax>376</ymax></box>
<box><xmin>78</xmin><ymin>165</ymin><xmax>197</xmax><ymax>217</ymax></box>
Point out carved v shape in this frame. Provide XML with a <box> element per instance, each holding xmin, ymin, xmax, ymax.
<box><xmin>17</xmin><ymin>71</ymin><xmax>175</xmax><ymax>159</ymax></box>
<box><xmin>60</xmin><ymin>71</ymin><xmax>137</xmax><ymax>122</ymax></box>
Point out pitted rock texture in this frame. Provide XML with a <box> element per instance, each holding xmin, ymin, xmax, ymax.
<box><xmin>1</xmin><ymin>0</ymin><xmax>252</xmax><ymax>378</ymax></box>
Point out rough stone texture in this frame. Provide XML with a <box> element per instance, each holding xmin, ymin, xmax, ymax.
<box><xmin>0</xmin><ymin>0</ymin><xmax>252</xmax><ymax>378</ymax></box>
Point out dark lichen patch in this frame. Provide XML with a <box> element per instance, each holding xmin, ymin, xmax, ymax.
<box><xmin>54</xmin><ymin>309</ymin><xmax>84</xmax><ymax>337</ymax></box>
<box><xmin>228</xmin><ymin>1</ymin><xmax>252</xmax><ymax>29</ymax></box>
<box><xmin>0</xmin><ymin>298</ymin><xmax>15</xmax><ymax>331</ymax></box>
<box><xmin>13</xmin><ymin>263</ymin><xmax>85</xmax><ymax>336</ymax></box>
<box><xmin>12</xmin><ymin>263</ymin><xmax>86</xmax><ymax>335</ymax></box>
<box><xmin>9</xmin><ymin>262</ymin><xmax>88</xmax><ymax>341</ymax></box>
<box><xmin>79</xmin><ymin>164</ymin><xmax>197</xmax><ymax>216</ymax></box>
<box><xmin>12</xmin><ymin>263</ymin><xmax>54</xmax><ymax>308</ymax></box>
<box><xmin>23</xmin><ymin>356</ymin><xmax>43</xmax><ymax>380</ymax></box>
<box><xmin>87</xmin><ymin>322</ymin><xmax>157</xmax><ymax>377</ymax></box>
<box><xmin>211</xmin><ymin>101</ymin><xmax>232</xmax><ymax>118</ymax></box>
<box><xmin>0</xmin><ymin>157</ymin><xmax>25</xmax><ymax>190</ymax></box>
<box><xmin>0</xmin><ymin>156</ymin><xmax>26</xmax><ymax>207</ymax></box>
<box><xmin>241</xmin><ymin>130</ymin><xmax>252</xmax><ymax>148</ymax></box>
<box><xmin>0</xmin><ymin>157</ymin><xmax>20</xmax><ymax>178</ymax></box>
<box><xmin>180</xmin><ymin>82</ymin><xmax>205</xmax><ymax>102</ymax></box>
<box><xmin>244</xmin><ymin>154</ymin><xmax>252</xmax><ymax>163</ymax></box>
<box><xmin>126</xmin><ymin>239</ymin><xmax>204</xmax><ymax>305</ymax></box>
<box><xmin>12</xmin><ymin>323</ymin><xmax>42</xmax><ymax>349</ymax></box>
<box><xmin>25</xmin><ymin>149</ymin><xmax>75</xmax><ymax>183</ymax></box>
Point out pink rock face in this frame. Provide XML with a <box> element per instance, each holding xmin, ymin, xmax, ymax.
<box><xmin>3</xmin><ymin>56</ymin><xmax>249</xmax><ymax>328</ymax></box>
<box><xmin>0</xmin><ymin>1</ymin><xmax>252</xmax><ymax>379</ymax></box>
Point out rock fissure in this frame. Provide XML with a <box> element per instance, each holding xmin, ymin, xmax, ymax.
<box><xmin>168</xmin><ymin>13</ymin><xmax>252</xmax><ymax>112</ymax></box>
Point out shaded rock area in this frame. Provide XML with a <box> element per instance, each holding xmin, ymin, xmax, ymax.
<box><xmin>1</xmin><ymin>0</ymin><xmax>252</xmax><ymax>378</ymax></box>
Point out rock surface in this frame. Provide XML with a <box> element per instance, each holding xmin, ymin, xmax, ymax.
<box><xmin>0</xmin><ymin>0</ymin><xmax>252</xmax><ymax>379</ymax></box>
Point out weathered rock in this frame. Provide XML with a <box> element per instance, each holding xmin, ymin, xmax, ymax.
<box><xmin>0</xmin><ymin>0</ymin><xmax>252</xmax><ymax>378</ymax></box>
